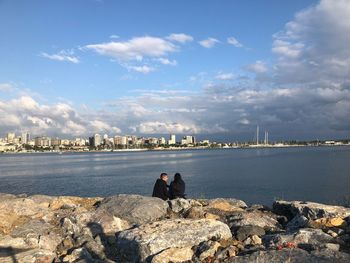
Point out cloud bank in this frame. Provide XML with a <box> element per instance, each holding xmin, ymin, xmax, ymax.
<box><xmin>3</xmin><ymin>0</ymin><xmax>350</xmax><ymax>140</ymax></box>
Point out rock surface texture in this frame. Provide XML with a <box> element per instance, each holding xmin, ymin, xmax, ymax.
<box><xmin>0</xmin><ymin>194</ymin><xmax>349</xmax><ymax>262</ymax></box>
<box><xmin>116</xmin><ymin>218</ymin><xmax>232</xmax><ymax>262</ymax></box>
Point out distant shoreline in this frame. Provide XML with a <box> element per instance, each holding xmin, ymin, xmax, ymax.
<box><xmin>1</xmin><ymin>143</ymin><xmax>350</xmax><ymax>155</ymax></box>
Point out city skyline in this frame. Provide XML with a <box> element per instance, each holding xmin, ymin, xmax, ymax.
<box><xmin>1</xmin><ymin>0</ymin><xmax>350</xmax><ymax>140</ymax></box>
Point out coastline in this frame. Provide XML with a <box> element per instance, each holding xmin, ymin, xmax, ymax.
<box><xmin>0</xmin><ymin>193</ymin><xmax>349</xmax><ymax>262</ymax></box>
<box><xmin>1</xmin><ymin>143</ymin><xmax>350</xmax><ymax>155</ymax></box>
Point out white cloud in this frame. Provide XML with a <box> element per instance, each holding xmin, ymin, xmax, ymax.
<box><xmin>136</xmin><ymin>121</ymin><xmax>199</xmax><ymax>134</ymax></box>
<box><xmin>90</xmin><ymin>120</ymin><xmax>121</xmax><ymax>133</ymax></box>
<box><xmin>85</xmin><ymin>36</ymin><xmax>177</xmax><ymax>61</ymax></box>
<box><xmin>272</xmin><ymin>40</ymin><xmax>303</xmax><ymax>58</ymax></box>
<box><xmin>156</xmin><ymin>58</ymin><xmax>177</xmax><ymax>66</ymax></box>
<box><xmin>128</xmin><ymin>65</ymin><xmax>155</xmax><ymax>74</ymax></box>
<box><xmin>245</xmin><ymin>61</ymin><xmax>268</xmax><ymax>73</ymax></box>
<box><xmin>109</xmin><ymin>34</ymin><xmax>119</xmax><ymax>39</ymax></box>
<box><xmin>199</xmin><ymin>37</ymin><xmax>220</xmax><ymax>48</ymax></box>
<box><xmin>227</xmin><ymin>37</ymin><xmax>243</xmax><ymax>48</ymax></box>
<box><xmin>0</xmin><ymin>95</ymin><xmax>123</xmax><ymax>137</ymax></box>
<box><xmin>215</xmin><ymin>73</ymin><xmax>234</xmax><ymax>80</ymax></box>
<box><xmin>239</xmin><ymin>118</ymin><xmax>250</xmax><ymax>125</ymax></box>
<box><xmin>41</xmin><ymin>50</ymin><xmax>80</xmax><ymax>64</ymax></box>
<box><xmin>0</xmin><ymin>83</ymin><xmax>13</xmax><ymax>92</ymax></box>
<box><xmin>272</xmin><ymin>0</ymin><xmax>350</xmax><ymax>84</ymax></box>
<box><xmin>166</xmin><ymin>33</ymin><xmax>193</xmax><ymax>43</ymax></box>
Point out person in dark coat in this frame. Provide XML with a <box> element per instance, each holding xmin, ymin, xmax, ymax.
<box><xmin>169</xmin><ymin>173</ymin><xmax>186</xmax><ymax>199</ymax></box>
<box><xmin>152</xmin><ymin>173</ymin><xmax>169</xmax><ymax>200</ymax></box>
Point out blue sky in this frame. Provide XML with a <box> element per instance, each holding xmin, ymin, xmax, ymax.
<box><xmin>1</xmin><ymin>0</ymin><xmax>350</xmax><ymax>140</ymax></box>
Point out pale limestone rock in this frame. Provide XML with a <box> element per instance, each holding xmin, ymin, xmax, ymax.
<box><xmin>226</xmin><ymin>248</ymin><xmax>350</xmax><ymax>263</ymax></box>
<box><xmin>273</xmin><ymin>200</ymin><xmax>350</xmax><ymax>220</ymax></box>
<box><xmin>0</xmin><ymin>235</ymin><xmax>31</xmax><ymax>249</ymax></box>
<box><xmin>264</xmin><ymin>228</ymin><xmax>333</xmax><ymax>249</ymax></box>
<box><xmin>62</xmin><ymin>247</ymin><xmax>93</xmax><ymax>262</ymax></box>
<box><xmin>116</xmin><ymin>219</ymin><xmax>232</xmax><ymax>262</ymax></box>
<box><xmin>325</xmin><ymin>243</ymin><xmax>340</xmax><ymax>251</ymax></box>
<box><xmin>151</xmin><ymin>247</ymin><xmax>194</xmax><ymax>263</ymax></box>
<box><xmin>251</xmin><ymin>235</ymin><xmax>262</xmax><ymax>245</ymax></box>
<box><xmin>49</xmin><ymin>196</ymin><xmax>101</xmax><ymax>210</ymax></box>
<box><xmin>198</xmin><ymin>241</ymin><xmax>221</xmax><ymax>261</ymax></box>
<box><xmin>0</xmin><ymin>248</ymin><xmax>55</xmax><ymax>263</ymax></box>
<box><xmin>168</xmin><ymin>198</ymin><xmax>191</xmax><ymax>213</ymax></box>
<box><xmin>207</xmin><ymin>199</ymin><xmax>245</xmax><ymax>212</ymax></box>
<box><xmin>97</xmin><ymin>194</ymin><xmax>168</xmax><ymax>225</ymax></box>
<box><xmin>0</xmin><ymin>212</ymin><xmax>28</xmax><ymax>235</ymax></box>
<box><xmin>228</xmin><ymin>211</ymin><xmax>281</xmax><ymax>231</ymax></box>
<box><xmin>0</xmin><ymin>197</ymin><xmax>48</xmax><ymax>218</ymax></box>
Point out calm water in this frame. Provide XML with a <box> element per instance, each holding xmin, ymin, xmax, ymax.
<box><xmin>0</xmin><ymin>147</ymin><xmax>349</xmax><ymax>205</ymax></box>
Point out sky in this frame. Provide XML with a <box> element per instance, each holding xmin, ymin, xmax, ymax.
<box><xmin>1</xmin><ymin>0</ymin><xmax>350</xmax><ymax>141</ymax></box>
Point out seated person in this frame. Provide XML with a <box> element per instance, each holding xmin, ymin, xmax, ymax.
<box><xmin>152</xmin><ymin>173</ymin><xmax>169</xmax><ymax>200</ymax></box>
<box><xmin>169</xmin><ymin>173</ymin><xmax>186</xmax><ymax>199</ymax></box>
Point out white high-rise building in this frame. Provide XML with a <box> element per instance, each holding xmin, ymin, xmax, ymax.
<box><xmin>94</xmin><ymin>134</ymin><xmax>102</xmax><ymax>147</ymax></box>
<box><xmin>21</xmin><ymin>132</ymin><xmax>30</xmax><ymax>144</ymax></box>
<box><xmin>6</xmin><ymin>132</ymin><xmax>15</xmax><ymax>143</ymax></box>
<box><xmin>168</xmin><ymin>134</ymin><xmax>176</xmax><ymax>145</ymax></box>
<box><xmin>181</xmin><ymin>135</ymin><xmax>195</xmax><ymax>145</ymax></box>
<box><xmin>159</xmin><ymin>137</ymin><xmax>166</xmax><ymax>145</ymax></box>
<box><xmin>121</xmin><ymin>136</ymin><xmax>128</xmax><ymax>146</ymax></box>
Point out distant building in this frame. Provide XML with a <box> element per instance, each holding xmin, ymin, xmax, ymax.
<box><xmin>114</xmin><ymin>136</ymin><xmax>122</xmax><ymax>145</ymax></box>
<box><xmin>159</xmin><ymin>137</ymin><xmax>166</xmax><ymax>145</ymax></box>
<box><xmin>201</xmin><ymin>139</ymin><xmax>210</xmax><ymax>145</ymax></box>
<box><xmin>51</xmin><ymin>137</ymin><xmax>61</xmax><ymax>146</ymax></box>
<box><xmin>61</xmin><ymin>139</ymin><xmax>71</xmax><ymax>146</ymax></box>
<box><xmin>181</xmin><ymin>135</ymin><xmax>195</xmax><ymax>145</ymax></box>
<box><xmin>94</xmin><ymin>134</ymin><xmax>102</xmax><ymax>147</ymax></box>
<box><xmin>34</xmin><ymin>137</ymin><xmax>51</xmax><ymax>147</ymax></box>
<box><xmin>168</xmin><ymin>134</ymin><xmax>176</xmax><ymax>145</ymax></box>
<box><xmin>6</xmin><ymin>132</ymin><xmax>15</xmax><ymax>143</ymax></box>
<box><xmin>121</xmin><ymin>136</ymin><xmax>127</xmax><ymax>146</ymax></box>
<box><xmin>74</xmin><ymin>138</ymin><xmax>86</xmax><ymax>146</ymax></box>
<box><xmin>21</xmin><ymin>132</ymin><xmax>30</xmax><ymax>144</ymax></box>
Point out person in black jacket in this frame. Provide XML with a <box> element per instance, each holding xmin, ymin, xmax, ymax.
<box><xmin>152</xmin><ymin>173</ymin><xmax>169</xmax><ymax>200</ymax></box>
<box><xmin>169</xmin><ymin>173</ymin><xmax>186</xmax><ymax>199</ymax></box>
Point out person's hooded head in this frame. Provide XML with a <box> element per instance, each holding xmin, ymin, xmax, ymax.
<box><xmin>174</xmin><ymin>173</ymin><xmax>182</xmax><ymax>182</ymax></box>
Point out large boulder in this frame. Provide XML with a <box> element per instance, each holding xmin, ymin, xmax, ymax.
<box><xmin>263</xmin><ymin>228</ymin><xmax>334</xmax><ymax>250</ymax></box>
<box><xmin>225</xmin><ymin>248</ymin><xmax>350</xmax><ymax>263</ymax></box>
<box><xmin>273</xmin><ymin>200</ymin><xmax>350</xmax><ymax>220</ymax></box>
<box><xmin>96</xmin><ymin>195</ymin><xmax>168</xmax><ymax>225</ymax></box>
<box><xmin>116</xmin><ymin>219</ymin><xmax>232</xmax><ymax>262</ymax></box>
<box><xmin>10</xmin><ymin>219</ymin><xmax>62</xmax><ymax>252</ymax></box>
<box><xmin>168</xmin><ymin>198</ymin><xmax>191</xmax><ymax>213</ymax></box>
<box><xmin>0</xmin><ymin>197</ymin><xmax>49</xmax><ymax>218</ymax></box>
<box><xmin>228</xmin><ymin>211</ymin><xmax>281</xmax><ymax>231</ymax></box>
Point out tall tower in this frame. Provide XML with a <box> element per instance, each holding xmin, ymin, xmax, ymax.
<box><xmin>168</xmin><ymin>134</ymin><xmax>176</xmax><ymax>145</ymax></box>
<box><xmin>267</xmin><ymin>131</ymin><xmax>269</xmax><ymax>145</ymax></box>
<box><xmin>256</xmin><ymin>125</ymin><xmax>259</xmax><ymax>145</ymax></box>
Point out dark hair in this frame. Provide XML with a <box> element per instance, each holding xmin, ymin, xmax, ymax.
<box><xmin>174</xmin><ymin>173</ymin><xmax>182</xmax><ymax>182</ymax></box>
<box><xmin>160</xmin><ymin>173</ymin><xmax>168</xmax><ymax>178</ymax></box>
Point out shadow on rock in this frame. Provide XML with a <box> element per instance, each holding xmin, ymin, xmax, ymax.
<box><xmin>85</xmin><ymin>222</ymin><xmax>118</xmax><ymax>262</ymax></box>
<box><xmin>0</xmin><ymin>247</ymin><xmax>32</xmax><ymax>263</ymax></box>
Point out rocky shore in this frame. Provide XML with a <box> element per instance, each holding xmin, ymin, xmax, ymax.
<box><xmin>0</xmin><ymin>194</ymin><xmax>350</xmax><ymax>262</ymax></box>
